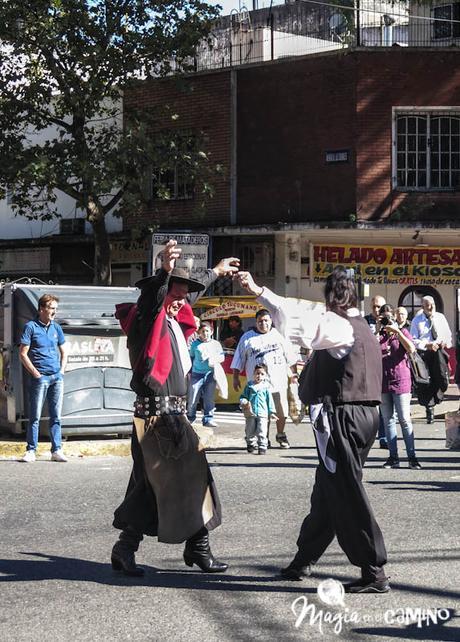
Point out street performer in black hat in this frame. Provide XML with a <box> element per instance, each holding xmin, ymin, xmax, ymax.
<box><xmin>111</xmin><ymin>239</ymin><xmax>239</xmax><ymax>576</ymax></box>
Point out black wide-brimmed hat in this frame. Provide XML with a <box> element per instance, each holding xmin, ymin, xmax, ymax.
<box><xmin>135</xmin><ymin>267</ymin><xmax>205</xmax><ymax>293</ymax></box>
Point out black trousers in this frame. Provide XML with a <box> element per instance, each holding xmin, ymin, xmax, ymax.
<box><xmin>295</xmin><ymin>404</ymin><xmax>387</xmax><ymax>580</ymax></box>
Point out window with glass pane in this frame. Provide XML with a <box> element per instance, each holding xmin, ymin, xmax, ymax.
<box><xmin>396</xmin><ymin>115</ymin><xmax>427</xmax><ymax>189</ymax></box>
<box><xmin>433</xmin><ymin>3</ymin><xmax>460</xmax><ymax>38</ymax></box>
<box><xmin>395</xmin><ymin>112</ymin><xmax>460</xmax><ymax>190</ymax></box>
<box><xmin>430</xmin><ymin>116</ymin><xmax>460</xmax><ymax>190</ymax></box>
<box><xmin>433</xmin><ymin>5</ymin><xmax>453</xmax><ymax>39</ymax></box>
<box><xmin>152</xmin><ymin>132</ymin><xmax>195</xmax><ymax>200</ymax></box>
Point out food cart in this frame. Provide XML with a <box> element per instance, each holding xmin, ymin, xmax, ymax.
<box><xmin>193</xmin><ymin>296</ymin><xmax>263</xmax><ymax>404</ymax></box>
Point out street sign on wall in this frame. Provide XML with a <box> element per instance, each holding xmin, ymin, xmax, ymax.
<box><xmin>151</xmin><ymin>233</ymin><xmax>209</xmax><ymax>280</ymax></box>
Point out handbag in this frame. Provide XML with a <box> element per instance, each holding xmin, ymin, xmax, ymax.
<box><xmin>407</xmin><ymin>351</ymin><xmax>430</xmax><ymax>386</ymax></box>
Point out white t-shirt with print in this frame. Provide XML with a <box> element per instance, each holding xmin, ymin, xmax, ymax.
<box><xmin>231</xmin><ymin>327</ymin><xmax>297</xmax><ymax>393</ymax></box>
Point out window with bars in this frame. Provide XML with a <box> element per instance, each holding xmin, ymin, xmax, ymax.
<box><xmin>151</xmin><ymin>131</ymin><xmax>195</xmax><ymax>201</ymax></box>
<box><xmin>152</xmin><ymin>165</ymin><xmax>194</xmax><ymax>200</ymax></box>
<box><xmin>394</xmin><ymin>112</ymin><xmax>460</xmax><ymax>190</ymax></box>
<box><xmin>432</xmin><ymin>3</ymin><xmax>460</xmax><ymax>39</ymax></box>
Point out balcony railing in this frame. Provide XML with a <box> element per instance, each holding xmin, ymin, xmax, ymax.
<box><xmin>186</xmin><ymin>1</ymin><xmax>460</xmax><ymax>71</ymax></box>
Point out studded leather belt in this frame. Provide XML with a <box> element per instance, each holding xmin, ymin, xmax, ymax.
<box><xmin>134</xmin><ymin>395</ymin><xmax>187</xmax><ymax>418</ymax></box>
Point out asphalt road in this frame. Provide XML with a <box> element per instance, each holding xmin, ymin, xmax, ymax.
<box><xmin>0</xmin><ymin>415</ymin><xmax>459</xmax><ymax>642</ymax></box>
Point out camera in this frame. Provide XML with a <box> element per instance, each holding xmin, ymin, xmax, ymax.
<box><xmin>379</xmin><ymin>314</ymin><xmax>395</xmax><ymax>335</ymax></box>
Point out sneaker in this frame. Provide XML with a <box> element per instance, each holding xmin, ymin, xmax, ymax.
<box><xmin>408</xmin><ymin>457</ymin><xmax>422</xmax><ymax>469</ymax></box>
<box><xmin>280</xmin><ymin>563</ymin><xmax>312</xmax><ymax>581</ymax></box>
<box><xmin>379</xmin><ymin>439</ymin><xmax>388</xmax><ymax>450</ymax></box>
<box><xmin>51</xmin><ymin>449</ymin><xmax>68</xmax><ymax>462</ymax></box>
<box><xmin>19</xmin><ymin>450</ymin><xmax>36</xmax><ymax>463</ymax></box>
<box><xmin>203</xmin><ymin>420</ymin><xmax>218</xmax><ymax>428</ymax></box>
<box><xmin>383</xmin><ymin>456</ymin><xmax>400</xmax><ymax>469</ymax></box>
<box><xmin>246</xmin><ymin>445</ymin><xmax>257</xmax><ymax>454</ymax></box>
<box><xmin>275</xmin><ymin>433</ymin><xmax>290</xmax><ymax>449</ymax></box>
<box><xmin>258</xmin><ymin>448</ymin><xmax>267</xmax><ymax>455</ymax></box>
<box><xmin>344</xmin><ymin>577</ymin><xmax>390</xmax><ymax>594</ymax></box>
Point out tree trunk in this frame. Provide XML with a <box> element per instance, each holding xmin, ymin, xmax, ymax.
<box><xmin>89</xmin><ymin>208</ymin><xmax>112</xmax><ymax>285</ymax></box>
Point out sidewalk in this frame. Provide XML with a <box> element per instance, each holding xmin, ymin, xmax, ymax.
<box><xmin>0</xmin><ymin>385</ymin><xmax>458</xmax><ymax>459</ymax></box>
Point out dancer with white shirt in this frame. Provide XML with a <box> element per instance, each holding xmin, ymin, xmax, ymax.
<box><xmin>237</xmin><ymin>268</ymin><xmax>389</xmax><ymax>594</ymax></box>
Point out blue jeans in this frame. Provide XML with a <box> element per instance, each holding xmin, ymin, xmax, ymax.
<box><xmin>381</xmin><ymin>392</ymin><xmax>415</xmax><ymax>459</ymax></box>
<box><xmin>26</xmin><ymin>373</ymin><xmax>64</xmax><ymax>452</ymax></box>
<box><xmin>187</xmin><ymin>371</ymin><xmax>216</xmax><ymax>425</ymax></box>
<box><xmin>377</xmin><ymin>409</ymin><xmax>387</xmax><ymax>444</ymax></box>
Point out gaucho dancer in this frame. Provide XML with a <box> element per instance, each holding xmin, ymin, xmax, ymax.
<box><xmin>238</xmin><ymin>267</ymin><xmax>389</xmax><ymax>593</ymax></box>
<box><xmin>111</xmin><ymin>240</ymin><xmax>238</xmax><ymax>576</ymax></box>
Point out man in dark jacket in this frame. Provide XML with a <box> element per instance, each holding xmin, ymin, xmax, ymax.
<box><xmin>111</xmin><ymin>239</ymin><xmax>239</xmax><ymax>576</ymax></box>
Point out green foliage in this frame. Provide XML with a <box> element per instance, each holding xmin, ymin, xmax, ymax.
<box><xmin>0</xmin><ymin>0</ymin><xmax>220</xmax><ymax>283</ymax></box>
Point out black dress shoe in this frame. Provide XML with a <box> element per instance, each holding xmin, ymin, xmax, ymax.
<box><xmin>183</xmin><ymin>551</ymin><xmax>228</xmax><ymax>573</ymax></box>
<box><xmin>280</xmin><ymin>563</ymin><xmax>312</xmax><ymax>581</ymax></box>
<box><xmin>111</xmin><ymin>544</ymin><xmax>145</xmax><ymax>577</ymax></box>
<box><xmin>183</xmin><ymin>530</ymin><xmax>228</xmax><ymax>573</ymax></box>
<box><xmin>344</xmin><ymin>577</ymin><xmax>390</xmax><ymax>593</ymax></box>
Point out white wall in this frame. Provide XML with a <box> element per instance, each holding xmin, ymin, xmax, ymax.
<box><xmin>0</xmin><ymin>98</ymin><xmax>124</xmax><ymax>240</ymax></box>
<box><xmin>0</xmin><ymin>195</ymin><xmax>123</xmax><ymax>240</ymax></box>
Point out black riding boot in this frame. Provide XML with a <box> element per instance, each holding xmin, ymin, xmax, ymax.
<box><xmin>183</xmin><ymin>527</ymin><xmax>228</xmax><ymax>573</ymax></box>
<box><xmin>111</xmin><ymin>526</ymin><xmax>144</xmax><ymax>577</ymax></box>
<box><xmin>426</xmin><ymin>407</ymin><xmax>435</xmax><ymax>424</ymax></box>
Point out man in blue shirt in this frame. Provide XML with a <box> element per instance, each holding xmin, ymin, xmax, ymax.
<box><xmin>19</xmin><ymin>294</ymin><xmax>68</xmax><ymax>462</ymax></box>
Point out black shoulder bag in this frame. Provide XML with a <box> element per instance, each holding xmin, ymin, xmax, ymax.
<box><xmin>407</xmin><ymin>351</ymin><xmax>430</xmax><ymax>387</ymax></box>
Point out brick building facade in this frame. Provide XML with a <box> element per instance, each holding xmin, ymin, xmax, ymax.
<box><xmin>124</xmin><ymin>48</ymin><xmax>460</xmax><ymax>343</ymax></box>
<box><xmin>129</xmin><ymin>48</ymin><xmax>460</xmax><ymax>229</ymax></box>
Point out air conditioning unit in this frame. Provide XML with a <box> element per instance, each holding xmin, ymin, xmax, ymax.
<box><xmin>60</xmin><ymin>218</ymin><xmax>86</xmax><ymax>235</ymax></box>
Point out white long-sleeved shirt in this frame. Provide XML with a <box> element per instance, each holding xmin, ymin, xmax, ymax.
<box><xmin>257</xmin><ymin>286</ymin><xmax>356</xmax><ymax>359</ymax></box>
<box><xmin>410</xmin><ymin>310</ymin><xmax>452</xmax><ymax>350</ymax></box>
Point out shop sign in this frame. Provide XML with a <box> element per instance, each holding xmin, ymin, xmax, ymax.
<box><xmin>65</xmin><ymin>336</ymin><xmax>130</xmax><ymax>369</ymax></box>
<box><xmin>0</xmin><ymin>247</ymin><xmax>50</xmax><ymax>274</ymax></box>
<box><xmin>201</xmin><ymin>300</ymin><xmax>262</xmax><ymax>320</ymax></box>
<box><xmin>313</xmin><ymin>245</ymin><xmax>460</xmax><ymax>285</ymax></box>
<box><xmin>111</xmin><ymin>239</ymin><xmax>150</xmax><ymax>263</ymax></box>
<box><xmin>152</xmin><ymin>233</ymin><xmax>209</xmax><ymax>280</ymax></box>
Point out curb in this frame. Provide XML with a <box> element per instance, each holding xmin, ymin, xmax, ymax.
<box><xmin>1</xmin><ymin>395</ymin><xmax>457</xmax><ymax>459</ymax></box>
<box><xmin>0</xmin><ymin>425</ymin><xmax>222</xmax><ymax>460</ymax></box>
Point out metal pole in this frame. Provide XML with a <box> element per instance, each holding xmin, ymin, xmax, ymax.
<box><xmin>270</xmin><ymin>13</ymin><xmax>274</xmax><ymax>60</ymax></box>
<box><xmin>356</xmin><ymin>0</ymin><xmax>361</xmax><ymax>47</ymax></box>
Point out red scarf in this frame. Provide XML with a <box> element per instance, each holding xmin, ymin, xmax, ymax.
<box><xmin>115</xmin><ymin>300</ymin><xmax>196</xmax><ymax>386</ymax></box>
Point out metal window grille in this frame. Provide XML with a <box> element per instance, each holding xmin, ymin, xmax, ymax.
<box><xmin>152</xmin><ymin>131</ymin><xmax>195</xmax><ymax>201</ymax></box>
<box><xmin>153</xmin><ymin>166</ymin><xmax>194</xmax><ymax>200</ymax></box>
<box><xmin>395</xmin><ymin>112</ymin><xmax>460</xmax><ymax>190</ymax></box>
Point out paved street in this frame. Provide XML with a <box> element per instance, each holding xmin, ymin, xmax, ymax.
<box><xmin>0</xmin><ymin>410</ymin><xmax>459</xmax><ymax>642</ymax></box>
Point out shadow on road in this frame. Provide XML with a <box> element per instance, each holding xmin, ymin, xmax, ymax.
<box><xmin>1</xmin><ymin>552</ymin><xmax>459</xmax><ymax>604</ymax></box>
<box><xmin>0</xmin><ymin>552</ymin><xmax>314</xmax><ymax>593</ymax></box>
<box><xmin>352</xmin><ymin>616</ymin><xmax>458</xmax><ymax>642</ymax></box>
<box><xmin>368</xmin><ymin>479</ymin><xmax>460</xmax><ymax>492</ymax></box>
